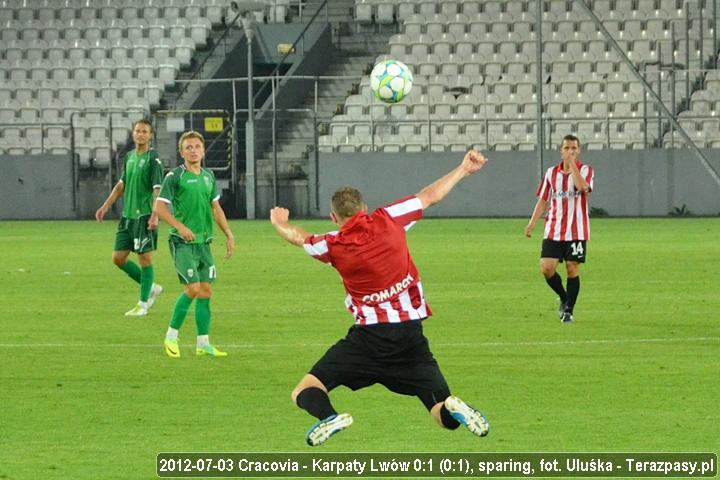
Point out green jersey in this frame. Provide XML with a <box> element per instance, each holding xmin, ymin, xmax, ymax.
<box><xmin>158</xmin><ymin>165</ymin><xmax>219</xmax><ymax>244</ymax></box>
<box><xmin>120</xmin><ymin>149</ymin><xmax>163</xmax><ymax>219</ymax></box>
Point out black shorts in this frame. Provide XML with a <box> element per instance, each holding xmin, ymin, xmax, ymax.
<box><xmin>309</xmin><ymin>321</ymin><xmax>450</xmax><ymax>410</ymax></box>
<box><xmin>541</xmin><ymin>239</ymin><xmax>587</xmax><ymax>263</ymax></box>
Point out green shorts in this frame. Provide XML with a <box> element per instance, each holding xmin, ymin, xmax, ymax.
<box><xmin>114</xmin><ymin>215</ymin><xmax>158</xmax><ymax>254</ymax></box>
<box><xmin>169</xmin><ymin>237</ymin><xmax>216</xmax><ymax>284</ymax></box>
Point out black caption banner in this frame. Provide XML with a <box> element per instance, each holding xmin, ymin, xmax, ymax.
<box><xmin>156</xmin><ymin>452</ymin><xmax>717</xmax><ymax>478</ymax></box>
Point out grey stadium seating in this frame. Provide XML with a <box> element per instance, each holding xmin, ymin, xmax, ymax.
<box><xmin>320</xmin><ymin>0</ymin><xmax>720</xmax><ymax>152</ymax></box>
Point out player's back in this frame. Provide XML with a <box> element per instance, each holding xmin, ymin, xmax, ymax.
<box><xmin>328</xmin><ymin>209</ymin><xmax>416</xmax><ymax>298</ymax></box>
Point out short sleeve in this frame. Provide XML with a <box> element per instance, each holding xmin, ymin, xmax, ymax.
<box><xmin>584</xmin><ymin>165</ymin><xmax>594</xmax><ymax>193</ymax></box>
<box><xmin>303</xmin><ymin>233</ymin><xmax>335</xmax><ymax>264</ymax></box>
<box><xmin>210</xmin><ymin>172</ymin><xmax>220</xmax><ymax>203</ymax></box>
<box><xmin>380</xmin><ymin>195</ymin><xmax>423</xmax><ymax>231</ymax></box>
<box><xmin>536</xmin><ymin>171</ymin><xmax>551</xmax><ymax>201</ymax></box>
<box><xmin>119</xmin><ymin>154</ymin><xmax>127</xmax><ymax>184</ymax></box>
<box><xmin>158</xmin><ymin>171</ymin><xmax>176</xmax><ymax>204</ymax></box>
<box><xmin>151</xmin><ymin>154</ymin><xmax>164</xmax><ymax>189</ymax></box>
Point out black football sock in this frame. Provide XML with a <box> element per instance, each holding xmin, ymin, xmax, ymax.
<box><xmin>439</xmin><ymin>404</ymin><xmax>461</xmax><ymax>430</ymax></box>
<box><xmin>296</xmin><ymin>387</ymin><xmax>337</xmax><ymax>420</ymax></box>
<box><xmin>566</xmin><ymin>276</ymin><xmax>580</xmax><ymax>313</ymax></box>
<box><xmin>545</xmin><ymin>273</ymin><xmax>567</xmax><ymax>302</ymax></box>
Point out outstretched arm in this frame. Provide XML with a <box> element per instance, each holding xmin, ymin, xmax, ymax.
<box><xmin>95</xmin><ymin>181</ymin><xmax>125</xmax><ymax>221</ymax></box>
<box><xmin>270</xmin><ymin>207</ymin><xmax>312</xmax><ymax>247</ymax></box>
<box><xmin>416</xmin><ymin>150</ymin><xmax>488</xmax><ymax>209</ymax></box>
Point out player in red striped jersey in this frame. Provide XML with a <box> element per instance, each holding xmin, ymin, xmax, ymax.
<box><xmin>524</xmin><ymin>135</ymin><xmax>594</xmax><ymax>323</ymax></box>
<box><xmin>271</xmin><ymin>150</ymin><xmax>490</xmax><ymax>446</ymax></box>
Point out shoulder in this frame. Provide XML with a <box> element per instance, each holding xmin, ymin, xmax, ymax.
<box><xmin>200</xmin><ymin>167</ymin><xmax>216</xmax><ymax>179</ymax></box>
<box><xmin>148</xmin><ymin>149</ymin><xmax>162</xmax><ymax>164</ymax></box>
<box><xmin>164</xmin><ymin>166</ymin><xmax>182</xmax><ymax>178</ymax></box>
<box><xmin>307</xmin><ymin>231</ymin><xmax>338</xmax><ymax>245</ymax></box>
<box><xmin>380</xmin><ymin>195</ymin><xmax>422</xmax><ymax>216</ymax></box>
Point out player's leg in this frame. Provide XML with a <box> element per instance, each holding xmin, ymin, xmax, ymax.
<box><xmin>436</xmin><ymin>396</ymin><xmax>490</xmax><ymax>437</ymax></box>
<box><xmin>163</xmin><ymin>242</ymin><xmax>197</xmax><ymax>357</ymax></box>
<box><xmin>293</xmin><ymin>373</ymin><xmax>353</xmax><ymax>446</ymax></box>
<box><xmin>541</xmin><ymin>240</ymin><xmax>567</xmax><ymax>316</ymax></box>
<box><xmin>417</xmin><ymin>383</ymin><xmax>489</xmax><ymax>437</ymax></box>
<box><xmin>292</xmin><ymin>374</ymin><xmax>335</xmax><ymax>418</ymax></box>
<box><xmin>193</xmin><ymin>282</ymin><xmax>226</xmax><ymax>357</ymax></box>
<box><xmin>414</xmin><ymin>367</ymin><xmax>489</xmax><ymax>437</ymax></box>
<box><xmin>294</xmin><ymin>331</ymin><xmax>373</xmax><ymax>446</ymax></box>
<box><xmin>193</xmin><ymin>245</ymin><xmax>226</xmax><ymax>357</ymax></box>
<box><xmin>395</xmin><ymin>323</ymin><xmax>489</xmax><ymax>437</ymax></box>
<box><xmin>137</xmin><ymin>251</ymin><xmax>162</xmax><ymax>308</ymax></box>
<box><xmin>113</xmin><ymin>247</ymin><xmax>148</xmax><ymax>316</ymax></box>
<box><xmin>562</xmin><ymin>261</ymin><xmax>581</xmax><ymax>323</ymax></box>
<box><xmin>113</xmin><ymin>219</ymin><xmax>141</xmax><ymax>284</ymax></box>
<box><xmin>135</xmin><ymin>216</ymin><xmax>162</xmax><ymax>310</ymax></box>
<box><xmin>112</xmin><ymin>249</ymin><xmax>143</xmax><ymax>289</ymax></box>
<box><xmin>124</xmin><ymin>251</ymin><xmax>156</xmax><ymax>316</ymax></box>
<box><xmin>137</xmin><ymin>250</ymin><xmax>163</xmax><ymax>308</ymax></box>
<box><xmin>560</xmin><ymin>240</ymin><xmax>586</xmax><ymax>323</ymax></box>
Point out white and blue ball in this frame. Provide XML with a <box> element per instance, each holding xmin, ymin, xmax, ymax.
<box><xmin>370</xmin><ymin>59</ymin><xmax>414</xmax><ymax>104</ymax></box>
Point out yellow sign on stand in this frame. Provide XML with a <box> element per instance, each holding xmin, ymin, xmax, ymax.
<box><xmin>204</xmin><ymin>117</ymin><xmax>224</xmax><ymax>132</ymax></box>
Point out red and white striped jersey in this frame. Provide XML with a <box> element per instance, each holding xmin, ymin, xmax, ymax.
<box><xmin>303</xmin><ymin>195</ymin><xmax>432</xmax><ymax>326</ymax></box>
<box><xmin>537</xmin><ymin>161</ymin><xmax>594</xmax><ymax>241</ymax></box>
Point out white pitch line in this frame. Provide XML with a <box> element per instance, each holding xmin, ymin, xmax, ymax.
<box><xmin>0</xmin><ymin>337</ymin><xmax>717</xmax><ymax>349</ymax></box>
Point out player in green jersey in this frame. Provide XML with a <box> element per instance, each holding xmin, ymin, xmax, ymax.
<box><xmin>154</xmin><ymin>131</ymin><xmax>235</xmax><ymax>358</ymax></box>
<box><xmin>96</xmin><ymin>119</ymin><xmax>164</xmax><ymax>316</ymax></box>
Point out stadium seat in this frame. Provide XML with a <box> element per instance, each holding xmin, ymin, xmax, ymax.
<box><xmin>396</xmin><ymin>1</ymin><xmax>415</xmax><ymax>21</ymax></box>
<box><xmin>318</xmin><ymin>135</ymin><xmax>336</xmax><ymax>153</ymax></box>
<box><xmin>354</xmin><ymin>0</ymin><xmax>373</xmax><ymax>26</ymax></box>
<box><xmin>375</xmin><ymin>2</ymin><xmax>395</xmax><ymax>25</ymax></box>
<box><xmin>190</xmin><ymin>18</ymin><xmax>211</xmax><ymax>48</ymax></box>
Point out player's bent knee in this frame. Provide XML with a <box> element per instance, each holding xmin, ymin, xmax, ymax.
<box><xmin>184</xmin><ymin>283</ymin><xmax>202</xmax><ymax>298</ymax></box>
<box><xmin>292</xmin><ymin>374</ymin><xmax>327</xmax><ymax>405</ymax></box>
<box><xmin>540</xmin><ymin>263</ymin><xmax>556</xmax><ymax>278</ymax></box>
<box><xmin>138</xmin><ymin>253</ymin><xmax>152</xmax><ymax>267</ymax></box>
<box><xmin>566</xmin><ymin>262</ymin><xmax>580</xmax><ymax>277</ymax></box>
<box><xmin>199</xmin><ymin>283</ymin><xmax>212</xmax><ymax>298</ymax></box>
<box><xmin>112</xmin><ymin>252</ymin><xmax>128</xmax><ymax>267</ymax></box>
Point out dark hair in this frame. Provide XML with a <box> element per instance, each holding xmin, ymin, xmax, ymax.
<box><xmin>331</xmin><ymin>187</ymin><xmax>364</xmax><ymax>220</ymax></box>
<box><xmin>561</xmin><ymin>134</ymin><xmax>580</xmax><ymax>148</ymax></box>
<box><xmin>133</xmin><ymin>118</ymin><xmax>154</xmax><ymax>134</ymax></box>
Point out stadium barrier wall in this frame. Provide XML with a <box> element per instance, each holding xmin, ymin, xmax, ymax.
<box><xmin>316</xmin><ymin>149</ymin><xmax>720</xmax><ymax>217</ymax></box>
<box><xmin>0</xmin><ymin>154</ymin><xmax>76</xmax><ymax>220</ymax></box>
<box><xmin>3</xmin><ymin>149</ymin><xmax>719</xmax><ymax>220</ymax></box>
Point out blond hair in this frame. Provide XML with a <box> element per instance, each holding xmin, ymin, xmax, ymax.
<box><xmin>178</xmin><ymin>130</ymin><xmax>205</xmax><ymax>151</ymax></box>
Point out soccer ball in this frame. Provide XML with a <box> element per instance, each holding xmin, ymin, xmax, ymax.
<box><xmin>370</xmin><ymin>59</ymin><xmax>414</xmax><ymax>103</ymax></box>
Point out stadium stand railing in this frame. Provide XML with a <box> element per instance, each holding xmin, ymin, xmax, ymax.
<box><xmin>315</xmin><ymin>0</ymin><xmax>720</xmax><ymax>151</ymax></box>
<box><xmin>0</xmin><ymin>0</ymin><xmax>306</xmax><ymax>167</ymax></box>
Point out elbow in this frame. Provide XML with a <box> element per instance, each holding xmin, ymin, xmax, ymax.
<box><xmin>292</xmin><ymin>234</ymin><xmax>308</xmax><ymax>247</ymax></box>
<box><xmin>417</xmin><ymin>193</ymin><xmax>437</xmax><ymax>210</ymax></box>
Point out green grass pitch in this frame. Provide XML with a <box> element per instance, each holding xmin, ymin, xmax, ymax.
<box><xmin>1</xmin><ymin>218</ymin><xmax>718</xmax><ymax>479</ymax></box>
